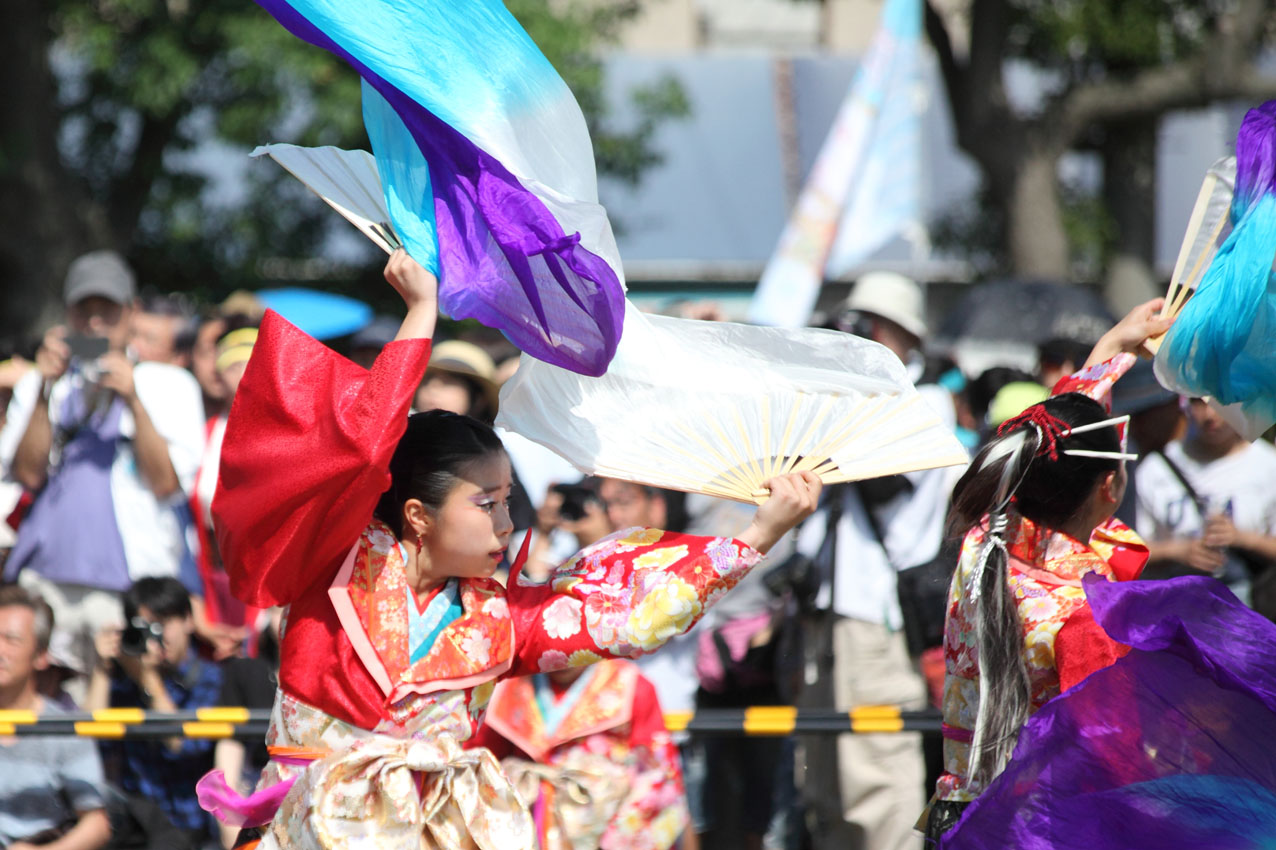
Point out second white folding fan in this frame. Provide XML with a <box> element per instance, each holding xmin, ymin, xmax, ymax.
<box><xmin>251</xmin><ymin>144</ymin><xmax>401</xmax><ymax>254</ymax></box>
<box><xmin>1145</xmin><ymin>156</ymin><xmax>1236</xmax><ymax>354</ymax></box>
<box><xmin>497</xmin><ymin>303</ymin><xmax>969</xmax><ymax>504</ymax></box>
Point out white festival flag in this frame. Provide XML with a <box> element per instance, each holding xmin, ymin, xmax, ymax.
<box><xmin>748</xmin><ymin>0</ymin><xmax>924</xmax><ymax>327</ymax></box>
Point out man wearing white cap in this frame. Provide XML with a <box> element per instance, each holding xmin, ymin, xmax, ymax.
<box><xmin>795</xmin><ymin>271</ymin><xmax>960</xmax><ymax>850</ymax></box>
<box><xmin>837</xmin><ymin>271</ymin><xmax>929</xmax><ymax>380</ymax></box>
<box><xmin>0</xmin><ymin>251</ymin><xmax>205</xmax><ymax>687</ymax></box>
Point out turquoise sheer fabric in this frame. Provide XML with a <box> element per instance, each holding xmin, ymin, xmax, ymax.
<box><xmin>1158</xmin><ymin>102</ymin><xmax>1276</xmax><ymax>436</ymax></box>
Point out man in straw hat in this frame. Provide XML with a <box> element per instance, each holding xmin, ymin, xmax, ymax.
<box><xmin>837</xmin><ymin>270</ymin><xmax>930</xmax><ymax>381</ymax></box>
<box><xmin>413</xmin><ymin>339</ymin><xmax>502</xmax><ymax>424</ymax></box>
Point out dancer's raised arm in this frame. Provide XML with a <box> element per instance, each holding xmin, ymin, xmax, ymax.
<box><xmin>213</xmin><ymin>251</ymin><xmax>438</xmax><ymax>607</ymax></box>
<box><xmin>1050</xmin><ymin>298</ymin><xmax>1174</xmax><ymax>405</ymax></box>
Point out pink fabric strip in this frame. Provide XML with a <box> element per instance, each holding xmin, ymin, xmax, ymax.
<box><xmin>197</xmin><ymin>769</ymin><xmax>299</xmax><ymax>828</ymax></box>
<box><xmin>197</xmin><ymin>750</ymin><xmax>321</xmax><ymax>829</ymax></box>
<box><xmin>941</xmin><ymin>723</ymin><xmax>974</xmax><ymax>743</ymax></box>
<box><xmin>328</xmin><ymin>541</ymin><xmax>396</xmax><ymax>697</ymax></box>
<box><xmin>533</xmin><ymin>790</ymin><xmax>547</xmax><ymax>843</ymax></box>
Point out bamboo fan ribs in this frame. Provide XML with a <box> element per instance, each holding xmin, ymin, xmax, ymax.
<box><xmin>1145</xmin><ymin>156</ymin><xmax>1236</xmax><ymax>355</ymax></box>
<box><xmin>497</xmin><ymin>304</ymin><xmax>969</xmax><ymax>504</ymax></box>
<box><xmin>617</xmin><ymin>389</ymin><xmax>966</xmax><ymax>503</ymax></box>
<box><xmin>251</xmin><ymin>144</ymin><xmax>402</xmax><ymax>254</ymax></box>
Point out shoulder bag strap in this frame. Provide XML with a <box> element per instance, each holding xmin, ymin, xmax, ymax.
<box><xmin>1151</xmin><ymin>449</ymin><xmax>1209</xmax><ymax>519</ymax></box>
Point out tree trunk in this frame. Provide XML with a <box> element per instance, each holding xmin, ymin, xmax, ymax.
<box><xmin>1004</xmin><ymin>149</ymin><xmax>1069</xmax><ymax>280</ymax></box>
<box><xmin>1101</xmin><ymin>118</ymin><xmax>1160</xmax><ymax>314</ymax></box>
<box><xmin>0</xmin><ymin>0</ymin><xmax>106</xmax><ymax>343</ymax></box>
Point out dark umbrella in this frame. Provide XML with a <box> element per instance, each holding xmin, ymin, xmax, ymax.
<box><xmin>936</xmin><ymin>280</ymin><xmax>1115</xmax><ymax>347</ymax></box>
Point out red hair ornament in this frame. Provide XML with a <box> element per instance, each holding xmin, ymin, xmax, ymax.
<box><xmin>996</xmin><ymin>405</ymin><xmax>1073</xmax><ymax>461</ymax></box>
<box><xmin>996</xmin><ymin>405</ymin><xmax>1137</xmax><ymax>464</ymax></box>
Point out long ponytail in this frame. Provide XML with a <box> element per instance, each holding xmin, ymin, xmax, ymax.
<box><xmin>948</xmin><ymin>393</ymin><xmax>1121</xmax><ymax>788</ymax></box>
<box><xmin>959</xmin><ymin>429</ymin><xmax>1038</xmax><ymax>787</ymax></box>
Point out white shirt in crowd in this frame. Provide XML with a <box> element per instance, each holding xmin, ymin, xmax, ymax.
<box><xmin>793</xmin><ymin>382</ymin><xmax>965</xmax><ymax>629</ymax></box>
<box><xmin>0</xmin><ymin>478</ymin><xmax>20</xmax><ymax>549</ymax></box>
<box><xmin>1135</xmin><ymin>439</ymin><xmax>1276</xmax><ymax>544</ymax></box>
<box><xmin>795</xmin><ymin>464</ymin><xmax>962</xmax><ymax>629</ymax></box>
<box><xmin>0</xmin><ymin>362</ymin><xmax>205</xmax><ymax>581</ymax></box>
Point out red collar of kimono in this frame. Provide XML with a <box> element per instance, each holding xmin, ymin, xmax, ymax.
<box><xmin>1004</xmin><ymin>511</ymin><xmax>1148</xmax><ymax>585</ymax></box>
<box><xmin>482</xmin><ymin>659</ymin><xmax>639</xmax><ymax>763</ymax></box>
<box><xmin>329</xmin><ymin>520</ymin><xmax>515</xmax><ymax>704</ymax></box>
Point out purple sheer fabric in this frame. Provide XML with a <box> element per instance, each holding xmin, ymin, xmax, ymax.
<box><xmin>942</xmin><ymin>575</ymin><xmax>1276</xmax><ymax>849</ymax></box>
<box><xmin>1235</xmin><ymin>100</ymin><xmax>1276</xmax><ymax>205</ymax></box>
<box><xmin>253</xmin><ymin>0</ymin><xmax>624</xmax><ymax>376</ymax></box>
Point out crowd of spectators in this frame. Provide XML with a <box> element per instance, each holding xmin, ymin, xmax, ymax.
<box><xmin>2</xmin><ymin>252</ymin><xmax>1276</xmax><ymax>850</ymax></box>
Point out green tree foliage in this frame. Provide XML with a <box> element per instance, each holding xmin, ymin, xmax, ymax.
<box><xmin>1009</xmin><ymin>0</ymin><xmax>1216</xmax><ymax>73</ymax></box>
<box><xmin>0</xmin><ymin>0</ymin><xmax>687</xmax><ymax>340</ymax></box>
<box><xmin>924</xmin><ymin>0</ymin><xmax>1276</xmax><ymax>301</ymax></box>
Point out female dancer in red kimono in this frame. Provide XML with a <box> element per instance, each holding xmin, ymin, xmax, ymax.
<box><xmin>473</xmin><ymin>658</ymin><xmax>688</xmax><ymax>850</ymax></box>
<box><xmin>197</xmin><ymin>250</ymin><xmax>820</xmax><ymax>850</ymax></box>
<box><xmin>922</xmin><ymin>302</ymin><xmax>1172</xmax><ymax>841</ymax></box>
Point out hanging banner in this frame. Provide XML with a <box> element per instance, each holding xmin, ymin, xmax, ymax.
<box><xmin>748</xmin><ymin>0</ymin><xmax>924</xmax><ymax>327</ymax></box>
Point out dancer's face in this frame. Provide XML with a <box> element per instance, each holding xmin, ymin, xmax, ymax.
<box><xmin>422</xmin><ymin>452</ymin><xmax>515</xmax><ymax>580</ymax></box>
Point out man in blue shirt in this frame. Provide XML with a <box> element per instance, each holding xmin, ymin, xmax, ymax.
<box><xmin>85</xmin><ymin>576</ymin><xmax>222</xmax><ymax>845</ymax></box>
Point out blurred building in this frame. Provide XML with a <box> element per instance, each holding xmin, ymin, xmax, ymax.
<box><xmin>607</xmin><ymin>0</ymin><xmax>970</xmax><ymax>55</ymax></box>
<box><xmin>589</xmin><ymin>0</ymin><xmax>977</xmax><ymax>320</ymax></box>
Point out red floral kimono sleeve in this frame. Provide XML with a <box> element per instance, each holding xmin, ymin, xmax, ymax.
<box><xmin>506</xmin><ymin>527</ymin><xmax>763</xmax><ymax>677</ymax></box>
<box><xmin>1050</xmin><ymin>353</ymin><xmax>1137</xmax><ymax>410</ymax></box>
<box><xmin>212</xmin><ymin>311</ymin><xmax>430</xmax><ymax>608</ymax></box>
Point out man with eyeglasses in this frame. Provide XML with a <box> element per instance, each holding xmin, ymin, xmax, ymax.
<box><xmin>0</xmin><ymin>584</ymin><xmax>110</xmax><ymax>850</ymax></box>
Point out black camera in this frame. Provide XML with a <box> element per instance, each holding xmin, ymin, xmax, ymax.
<box><xmin>65</xmin><ymin>335</ymin><xmax>110</xmax><ymax>383</ymax></box>
<box><xmin>120</xmin><ymin>617</ymin><xmax>164</xmax><ymax>656</ymax></box>
<box><xmin>551</xmin><ymin>483</ymin><xmax>599</xmax><ymax>521</ymax></box>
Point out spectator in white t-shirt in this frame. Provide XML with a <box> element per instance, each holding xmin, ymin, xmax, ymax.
<box><xmin>1136</xmin><ymin>397</ymin><xmax>1276</xmax><ymax>610</ymax></box>
<box><xmin>0</xmin><ymin>356</ymin><xmax>31</xmax><ymax>556</ymax></box>
<box><xmin>0</xmin><ymin>251</ymin><xmax>205</xmax><ymax>682</ymax></box>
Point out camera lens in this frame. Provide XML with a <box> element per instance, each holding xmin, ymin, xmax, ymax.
<box><xmin>120</xmin><ymin>618</ymin><xmax>160</xmax><ymax>656</ymax></box>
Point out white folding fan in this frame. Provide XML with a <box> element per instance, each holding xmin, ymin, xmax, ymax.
<box><xmin>251</xmin><ymin>144</ymin><xmax>401</xmax><ymax>254</ymax></box>
<box><xmin>496</xmin><ymin>303</ymin><xmax>969</xmax><ymax>504</ymax></box>
<box><xmin>1144</xmin><ymin>156</ymin><xmax>1236</xmax><ymax>355</ymax></box>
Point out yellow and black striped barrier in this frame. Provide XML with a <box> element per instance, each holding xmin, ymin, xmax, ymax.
<box><xmin>664</xmin><ymin>706</ymin><xmax>940</xmax><ymax>736</ymax></box>
<box><xmin>0</xmin><ymin>707</ymin><xmax>266</xmax><ymax>739</ymax></box>
<box><xmin>0</xmin><ymin>706</ymin><xmax>940</xmax><ymax>738</ymax></box>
